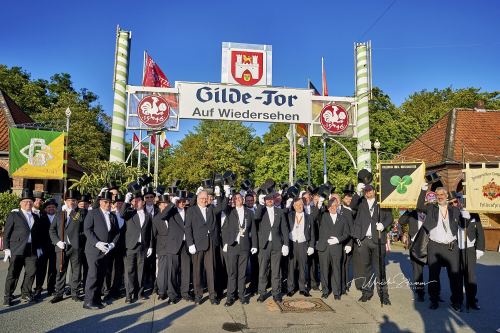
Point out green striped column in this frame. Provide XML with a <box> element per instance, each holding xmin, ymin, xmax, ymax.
<box><xmin>109</xmin><ymin>27</ymin><xmax>131</xmax><ymax>162</ymax></box>
<box><xmin>355</xmin><ymin>42</ymin><xmax>372</xmax><ymax>171</ymax></box>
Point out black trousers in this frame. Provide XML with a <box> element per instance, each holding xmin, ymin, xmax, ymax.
<box><xmin>84</xmin><ymin>252</ymin><xmax>108</xmax><ymax>305</ymax></box>
<box><xmin>408</xmin><ymin>240</ymin><xmax>425</xmax><ymax>296</ymax></box>
<box><xmin>308</xmin><ymin>251</ymin><xmax>320</xmax><ymax>289</ymax></box>
<box><xmin>287</xmin><ymin>241</ymin><xmax>308</xmax><ymax>293</ymax></box>
<box><xmin>124</xmin><ymin>243</ymin><xmax>147</xmax><ymax>298</ymax></box>
<box><xmin>352</xmin><ymin>242</ymin><xmax>364</xmax><ymax>290</ymax></box>
<box><xmin>226</xmin><ymin>245</ymin><xmax>249</xmax><ymax>299</ymax></box>
<box><xmin>157</xmin><ymin>253</ymin><xmax>180</xmax><ymax>299</ymax></box>
<box><xmin>35</xmin><ymin>247</ymin><xmax>56</xmax><ymax>293</ymax></box>
<box><xmin>179</xmin><ymin>241</ymin><xmax>192</xmax><ymax>297</ymax></box>
<box><xmin>427</xmin><ymin>240</ymin><xmax>462</xmax><ymax>304</ymax></box>
<box><xmin>258</xmin><ymin>246</ymin><xmax>282</xmax><ymax>297</ymax></box>
<box><xmin>103</xmin><ymin>249</ymin><xmax>124</xmax><ymax>298</ymax></box>
<box><xmin>358</xmin><ymin>237</ymin><xmax>389</xmax><ymax>300</ymax></box>
<box><xmin>319</xmin><ymin>244</ymin><xmax>343</xmax><ymax>296</ymax></box>
<box><xmin>215</xmin><ymin>244</ymin><xmax>227</xmax><ymax>298</ymax></box>
<box><xmin>54</xmin><ymin>247</ymin><xmax>81</xmax><ymax>297</ymax></box>
<box><xmin>460</xmin><ymin>247</ymin><xmax>477</xmax><ymax>305</ymax></box>
<box><xmin>192</xmin><ymin>238</ymin><xmax>216</xmax><ymax>300</ymax></box>
<box><xmin>4</xmin><ymin>245</ymin><xmax>37</xmax><ymax>299</ymax></box>
<box><xmin>341</xmin><ymin>245</ymin><xmax>352</xmax><ymax>294</ymax></box>
<box><xmin>248</xmin><ymin>252</ymin><xmax>259</xmax><ymax>293</ymax></box>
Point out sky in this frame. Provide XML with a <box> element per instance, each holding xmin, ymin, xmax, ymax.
<box><xmin>1</xmin><ymin>0</ymin><xmax>499</xmax><ymax>147</ymax></box>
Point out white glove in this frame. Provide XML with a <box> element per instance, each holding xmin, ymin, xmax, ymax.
<box><xmin>461</xmin><ymin>210</ymin><xmax>471</xmax><ymax>219</ymax></box>
<box><xmin>125</xmin><ymin>192</ymin><xmax>133</xmax><ymax>204</ymax></box>
<box><xmin>171</xmin><ymin>196</ymin><xmax>179</xmax><ymax>204</ymax></box>
<box><xmin>108</xmin><ymin>243</ymin><xmax>115</xmax><ymax>251</ymax></box>
<box><xmin>286</xmin><ymin>198</ymin><xmax>293</xmax><ymax>209</ymax></box>
<box><xmin>99</xmin><ymin>187</ymin><xmax>108</xmax><ymax>196</ymax></box>
<box><xmin>196</xmin><ymin>186</ymin><xmax>204</xmax><ymax>195</ymax></box>
<box><xmin>357</xmin><ymin>183</ymin><xmax>365</xmax><ymax>193</ymax></box>
<box><xmin>345</xmin><ymin>245</ymin><xmax>352</xmax><ymax>254</ymax></box>
<box><xmin>188</xmin><ymin>244</ymin><xmax>196</xmax><ymax>254</ymax></box>
<box><xmin>476</xmin><ymin>250</ymin><xmax>484</xmax><ymax>260</ymax></box>
<box><xmin>307</xmin><ymin>247</ymin><xmax>314</xmax><ymax>256</ymax></box>
<box><xmin>318</xmin><ymin>196</ymin><xmax>325</xmax><ymax>207</ymax></box>
<box><xmin>250</xmin><ymin>247</ymin><xmax>258</xmax><ymax>255</ymax></box>
<box><xmin>214</xmin><ymin>186</ymin><xmax>221</xmax><ymax>196</ymax></box>
<box><xmin>258</xmin><ymin>194</ymin><xmax>265</xmax><ymax>205</ymax></box>
<box><xmin>281</xmin><ymin>245</ymin><xmax>289</xmax><ymax>256</ymax></box>
<box><xmin>223</xmin><ymin>244</ymin><xmax>228</xmax><ymax>253</ymax></box>
<box><xmin>223</xmin><ymin>185</ymin><xmax>231</xmax><ymax>195</ymax></box>
<box><xmin>56</xmin><ymin>241</ymin><xmax>66</xmax><ymax>250</ymax></box>
<box><xmin>147</xmin><ymin>248</ymin><xmax>153</xmax><ymax>258</ymax></box>
<box><xmin>96</xmin><ymin>241</ymin><xmax>109</xmax><ymax>253</ymax></box>
<box><xmin>421</xmin><ymin>183</ymin><xmax>429</xmax><ymax>191</ymax></box>
<box><xmin>376</xmin><ymin>222</ymin><xmax>384</xmax><ymax>231</ymax></box>
<box><xmin>327</xmin><ymin>237</ymin><xmax>339</xmax><ymax>245</ymax></box>
<box><xmin>36</xmin><ymin>248</ymin><xmax>43</xmax><ymax>258</ymax></box>
<box><xmin>3</xmin><ymin>249</ymin><xmax>11</xmax><ymax>262</ymax></box>
<box><xmin>11</xmin><ymin>208</ymin><xmax>19</xmax><ymax>212</ymax></box>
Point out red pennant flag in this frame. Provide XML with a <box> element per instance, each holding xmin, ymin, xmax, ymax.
<box><xmin>133</xmin><ymin>132</ymin><xmax>149</xmax><ymax>156</ymax></box>
<box><xmin>150</xmin><ymin>133</ymin><xmax>156</xmax><ymax>145</ymax></box>
<box><xmin>143</xmin><ymin>52</ymin><xmax>171</xmax><ymax>88</ymax></box>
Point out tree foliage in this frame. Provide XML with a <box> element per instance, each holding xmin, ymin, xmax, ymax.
<box><xmin>0</xmin><ymin>192</ymin><xmax>19</xmax><ymax>229</ymax></box>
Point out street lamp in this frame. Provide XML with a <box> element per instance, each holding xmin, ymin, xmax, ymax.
<box><xmin>374</xmin><ymin>139</ymin><xmax>381</xmax><ymax>165</ymax></box>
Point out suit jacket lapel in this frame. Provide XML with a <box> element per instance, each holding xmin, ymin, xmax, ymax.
<box><xmin>17</xmin><ymin>211</ymin><xmax>30</xmax><ymax>229</ymax></box>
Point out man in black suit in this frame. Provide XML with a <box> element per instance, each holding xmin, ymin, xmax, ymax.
<box><xmin>83</xmin><ymin>191</ymin><xmax>120</xmax><ymax>309</ymax></box>
<box><xmin>244</xmin><ymin>192</ymin><xmax>260</xmax><ymax>296</ymax></box>
<box><xmin>120</xmin><ymin>191</ymin><xmax>153</xmax><ymax>302</ymax></box>
<box><xmin>286</xmin><ymin>197</ymin><xmax>315</xmax><ymax>297</ymax></box>
<box><xmin>3</xmin><ymin>189</ymin><xmax>44</xmax><ymax>306</ymax></box>
<box><xmin>254</xmin><ymin>192</ymin><xmax>289</xmax><ymax>303</ymax></box>
<box><xmin>399</xmin><ymin>208</ymin><xmax>427</xmax><ymax>301</ymax></box>
<box><xmin>338</xmin><ymin>185</ymin><xmax>356</xmax><ymax>295</ymax></box>
<box><xmin>185</xmin><ymin>188</ymin><xmax>228</xmax><ymax>305</ymax></box>
<box><xmin>353</xmin><ymin>184</ymin><xmax>392</xmax><ymax>305</ymax></box>
<box><xmin>221</xmin><ymin>193</ymin><xmax>258</xmax><ymax>306</ymax></box>
<box><xmin>302</xmin><ymin>191</ymin><xmax>321</xmax><ymax>291</ymax></box>
<box><xmin>34</xmin><ymin>199</ymin><xmax>58</xmax><ymax>299</ymax></box>
<box><xmin>49</xmin><ymin>190</ymin><xmax>85</xmax><ymax>304</ymax></box>
<box><xmin>317</xmin><ymin>198</ymin><xmax>349</xmax><ymax>299</ymax></box>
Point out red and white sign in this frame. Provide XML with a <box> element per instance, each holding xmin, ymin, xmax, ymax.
<box><xmin>319</xmin><ymin>103</ymin><xmax>349</xmax><ymax>134</ymax></box>
<box><xmin>137</xmin><ymin>95</ymin><xmax>170</xmax><ymax>128</ymax></box>
<box><xmin>426</xmin><ymin>191</ymin><xmax>437</xmax><ymax>203</ymax></box>
<box><xmin>230</xmin><ymin>50</ymin><xmax>264</xmax><ymax>86</ymax></box>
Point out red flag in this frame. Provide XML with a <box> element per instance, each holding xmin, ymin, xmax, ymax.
<box><xmin>322</xmin><ymin>57</ymin><xmax>328</xmax><ymax>96</ymax></box>
<box><xmin>143</xmin><ymin>52</ymin><xmax>171</xmax><ymax>88</ymax></box>
<box><xmin>133</xmin><ymin>132</ymin><xmax>149</xmax><ymax>156</ymax></box>
<box><xmin>150</xmin><ymin>133</ymin><xmax>156</xmax><ymax>145</ymax></box>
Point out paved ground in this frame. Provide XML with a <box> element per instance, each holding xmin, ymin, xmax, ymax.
<box><xmin>0</xmin><ymin>247</ymin><xmax>499</xmax><ymax>333</ymax></box>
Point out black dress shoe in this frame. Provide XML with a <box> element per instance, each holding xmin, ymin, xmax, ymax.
<box><xmin>382</xmin><ymin>298</ymin><xmax>391</xmax><ymax>306</ymax></box>
<box><xmin>240</xmin><ymin>297</ymin><xmax>249</xmax><ymax>305</ymax></box>
<box><xmin>451</xmin><ymin>303</ymin><xmax>462</xmax><ymax>312</ymax></box>
<box><xmin>311</xmin><ymin>285</ymin><xmax>320</xmax><ymax>291</ymax></box>
<box><xmin>83</xmin><ymin>303</ymin><xmax>101</xmax><ymax>310</ymax></box>
<box><xmin>72</xmin><ymin>296</ymin><xmax>83</xmax><ymax>302</ymax></box>
<box><xmin>47</xmin><ymin>291</ymin><xmax>54</xmax><ymax>297</ymax></box>
<box><xmin>50</xmin><ymin>295</ymin><xmax>64</xmax><ymax>304</ymax></box>
<box><xmin>182</xmin><ymin>295</ymin><xmax>194</xmax><ymax>302</ymax></box>
<box><xmin>299</xmin><ymin>291</ymin><xmax>311</xmax><ymax>297</ymax></box>
<box><xmin>468</xmin><ymin>302</ymin><xmax>480</xmax><ymax>310</ymax></box>
<box><xmin>273</xmin><ymin>295</ymin><xmax>283</xmax><ymax>303</ymax></box>
<box><xmin>224</xmin><ymin>298</ymin><xmax>235</xmax><ymax>307</ymax></box>
<box><xmin>321</xmin><ymin>293</ymin><xmax>329</xmax><ymax>299</ymax></box>
<box><xmin>358</xmin><ymin>295</ymin><xmax>370</xmax><ymax>302</ymax></box>
<box><xmin>168</xmin><ymin>296</ymin><xmax>181</xmax><ymax>304</ymax></box>
<box><xmin>3</xmin><ymin>298</ymin><xmax>12</xmax><ymax>307</ymax></box>
<box><xmin>286</xmin><ymin>291</ymin><xmax>294</xmax><ymax>297</ymax></box>
<box><xmin>194</xmin><ymin>297</ymin><xmax>202</xmax><ymax>305</ymax></box>
<box><xmin>429</xmin><ymin>301</ymin><xmax>439</xmax><ymax>310</ymax></box>
<box><xmin>210</xmin><ymin>298</ymin><xmax>220</xmax><ymax>305</ymax></box>
<box><xmin>334</xmin><ymin>295</ymin><xmax>341</xmax><ymax>300</ymax></box>
<box><xmin>257</xmin><ymin>295</ymin><xmax>266</xmax><ymax>303</ymax></box>
<box><xmin>158</xmin><ymin>295</ymin><xmax>167</xmax><ymax>301</ymax></box>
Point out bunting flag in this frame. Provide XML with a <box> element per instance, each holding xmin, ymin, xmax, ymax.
<box><xmin>322</xmin><ymin>57</ymin><xmax>328</xmax><ymax>96</ymax></box>
<box><xmin>9</xmin><ymin>128</ymin><xmax>65</xmax><ymax>179</ymax></box>
<box><xmin>133</xmin><ymin>132</ymin><xmax>149</xmax><ymax>156</ymax></box>
<box><xmin>379</xmin><ymin>162</ymin><xmax>425</xmax><ymax>208</ymax></box>
<box><xmin>159</xmin><ymin>131</ymin><xmax>171</xmax><ymax>149</ymax></box>
<box><xmin>142</xmin><ymin>51</ymin><xmax>178</xmax><ymax>109</ymax></box>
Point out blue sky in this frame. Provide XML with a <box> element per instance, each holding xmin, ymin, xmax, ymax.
<box><xmin>1</xmin><ymin>0</ymin><xmax>499</xmax><ymax>146</ymax></box>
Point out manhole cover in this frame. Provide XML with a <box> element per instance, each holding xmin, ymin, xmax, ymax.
<box><xmin>276</xmin><ymin>298</ymin><xmax>334</xmax><ymax>313</ymax></box>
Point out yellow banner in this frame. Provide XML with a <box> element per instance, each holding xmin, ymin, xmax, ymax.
<box><xmin>464</xmin><ymin>163</ymin><xmax>500</xmax><ymax>213</ymax></box>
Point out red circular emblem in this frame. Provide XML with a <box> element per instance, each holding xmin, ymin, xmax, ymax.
<box><xmin>426</xmin><ymin>191</ymin><xmax>437</xmax><ymax>203</ymax></box>
<box><xmin>137</xmin><ymin>95</ymin><xmax>170</xmax><ymax>128</ymax></box>
<box><xmin>319</xmin><ymin>103</ymin><xmax>349</xmax><ymax>134</ymax></box>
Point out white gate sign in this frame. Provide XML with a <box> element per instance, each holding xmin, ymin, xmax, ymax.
<box><xmin>177</xmin><ymin>82</ymin><xmax>312</xmax><ymax>124</ymax></box>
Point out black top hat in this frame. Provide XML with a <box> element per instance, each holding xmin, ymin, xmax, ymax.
<box><xmin>137</xmin><ymin>174</ymin><xmax>153</xmax><ymax>187</ymax></box>
<box><xmin>294</xmin><ymin>178</ymin><xmax>306</xmax><ymax>189</ymax></box>
<box><xmin>171</xmin><ymin>179</ymin><xmax>181</xmax><ymax>187</ymax></box>
<box><xmin>64</xmin><ymin>189</ymin><xmax>81</xmax><ymax>201</ymax></box>
<box><xmin>99</xmin><ymin>191</ymin><xmax>113</xmax><ymax>201</ymax></box>
<box><xmin>202</xmin><ymin>179</ymin><xmax>214</xmax><ymax>188</ymax></box>
<box><xmin>157</xmin><ymin>194</ymin><xmax>170</xmax><ymax>203</ymax></box>
<box><xmin>33</xmin><ymin>191</ymin><xmax>45</xmax><ymax>200</ymax></box>
<box><xmin>357</xmin><ymin>169</ymin><xmax>373</xmax><ymax>185</ymax></box>
<box><xmin>286</xmin><ymin>186</ymin><xmax>300</xmax><ymax>198</ymax></box>
<box><xmin>168</xmin><ymin>186</ymin><xmax>177</xmax><ymax>195</ymax></box>
<box><xmin>213</xmin><ymin>173</ymin><xmax>223</xmax><ymax>187</ymax></box>
<box><xmin>143</xmin><ymin>186</ymin><xmax>155</xmax><ymax>196</ymax></box>
<box><xmin>343</xmin><ymin>182</ymin><xmax>356</xmax><ymax>194</ymax></box>
<box><xmin>425</xmin><ymin>172</ymin><xmax>441</xmax><ymax>183</ymax></box>
<box><xmin>240</xmin><ymin>179</ymin><xmax>253</xmax><ymax>191</ymax></box>
<box><xmin>43</xmin><ymin>198</ymin><xmax>58</xmax><ymax>209</ymax></box>
<box><xmin>127</xmin><ymin>181</ymin><xmax>142</xmax><ymax>194</ymax></box>
<box><xmin>177</xmin><ymin>190</ymin><xmax>188</xmax><ymax>200</ymax></box>
<box><xmin>280</xmin><ymin>182</ymin><xmax>289</xmax><ymax>191</ymax></box>
<box><xmin>223</xmin><ymin>171</ymin><xmax>236</xmax><ymax>185</ymax></box>
<box><xmin>79</xmin><ymin>194</ymin><xmax>91</xmax><ymax>203</ymax></box>
<box><xmin>264</xmin><ymin>191</ymin><xmax>277</xmax><ymax>201</ymax></box>
<box><xmin>317</xmin><ymin>184</ymin><xmax>331</xmax><ymax>199</ymax></box>
<box><xmin>156</xmin><ymin>185</ymin><xmax>167</xmax><ymax>195</ymax></box>
<box><xmin>259</xmin><ymin>179</ymin><xmax>275</xmax><ymax>194</ymax></box>
<box><xmin>113</xmin><ymin>194</ymin><xmax>125</xmax><ymax>202</ymax></box>
<box><xmin>108</xmin><ymin>181</ymin><xmax>119</xmax><ymax>191</ymax></box>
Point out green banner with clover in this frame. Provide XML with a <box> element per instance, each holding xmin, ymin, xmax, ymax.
<box><xmin>379</xmin><ymin>162</ymin><xmax>425</xmax><ymax>208</ymax></box>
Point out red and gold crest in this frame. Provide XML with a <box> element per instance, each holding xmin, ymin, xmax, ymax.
<box><xmin>482</xmin><ymin>179</ymin><xmax>500</xmax><ymax>201</ymax></box>
<box><xmin>230</xmin><ymin>50</ymin><xmax>264</xmax><ymax>86</ymax></box>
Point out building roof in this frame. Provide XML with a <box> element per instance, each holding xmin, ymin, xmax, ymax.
<box><xmin>0</xmin><ymin>90</ymin><xmax>84</xmax><ymax>173</ymax></box>
<box><xmin>399</xmin><ymin>108</ymin><xmax>500</xmax><ymax>167</ymax></box>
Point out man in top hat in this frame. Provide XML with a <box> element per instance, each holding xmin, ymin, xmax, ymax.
<box><xmin>254</xmin><ymin>192</ymin><xmax>289</xmax><ymax>303</ymax></box>
<box><xmin>244</xmin><ymin>192</ymin><xmax>260</xmax><ymax>295</ymax></box>
<box><xmin>78</xmin><ymin>194</ymin><xmax>92</xmax><ymax>211</ymax></box>
<box><xmin>34</xmin><ymin>199</ymin><xmax>58</xmax><ymax>299</ymax></box>
<box><xmin>286</xmin><ymin>197</ymin><xmax>315</xmax><ymax>298</ymax></box>
<box><xmin>102</xmin><ymin>193</ymin><xmax>126</xmax><ymax>301</ymax></box>
<box><xmin>450</xmin><ymin>194</ymin><xmax>485</xmax><ymax>310</ymax></box>
<box><xmin>3</xmin><ymin>189</ymin><xmax>44</xmax><ymax>306</ymax></box>
<box><xmin>143</xmin><ymin>185</ymin><xmax>159</xmax><ymax>291</ymax></box>
<box><xmin>32</xmin><ymin>191</ymin><xmax>45</xmax><ymax>217</ymax></box>
<box><xmin>352</xmin><ymin>183</ymin><xmax>392</xmax><ymax>305</ymax></box>
<box><xmin>302</xmin><ymin>190</ymin><xmax>321</xmax><ymax>291</ymax></box>
<box><xmin>83</xmin><ymin>191</ymin><xmax>120</xmax><ymax>309</ymax></box>
<box><xmin>77</xmin><ymin>193</ymin><xmax>91</xmax><ymax>291</ymax></box>
<box><xmin>49</xmin><ymin>189</ymin><xmax>85</xmax><ymax>304</ymax></box>
<box><xmin>120</xmin><ymin>190</ymin><xmax>153</xmax><ymax>303</ymax></box>
<box><xmin>339</xmin><ymin>183</ymin><xmax>358</xmax><ymax>294</ymax></box>
<box><xmin>221</xmin><ymin>192</ymin><xmax>258</xmax><ymax>306</ymax></box>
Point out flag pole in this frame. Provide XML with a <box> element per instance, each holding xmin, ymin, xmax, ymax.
<box><xmin>137</xmin><ymin>130</ymin><xmax>142</xmax><ymax>169</ymax></box>
<box><xmin>147</xmin><ymin>132</ymin><xmax>152</xmax><ymax>175</ymax></box>
<box><xmin>154</xmin><ymin>131</ymin><xmax>159</xmax><ymax>187</ymax></box>
<box><xmin>307</xmin><ymin>124</ymin><xmax>311</xmax><ymax>186</ymax></box>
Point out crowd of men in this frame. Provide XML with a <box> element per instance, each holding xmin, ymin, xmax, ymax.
<box><xmin>1</xmin><ymin>176</ymin><xmax>485</xmax><ymax>312</ymax></box>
